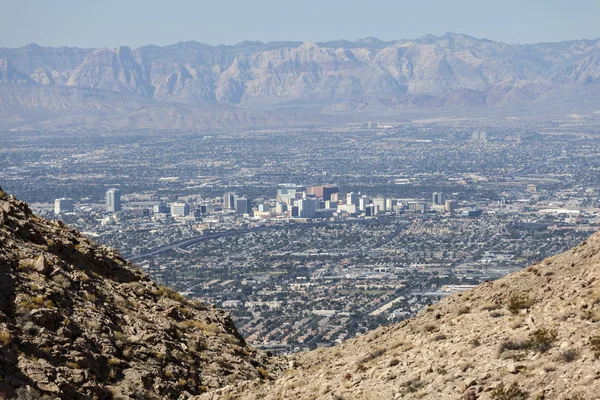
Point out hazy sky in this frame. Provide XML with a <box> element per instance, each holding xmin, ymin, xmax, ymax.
<box><xmin>2</xmin><ymin>0</ymin><xmax>600</xmax><ymax>48</ymax></box>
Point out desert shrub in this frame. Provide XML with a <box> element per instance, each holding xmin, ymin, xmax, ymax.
<box><xmin>0</xmin><ymin>328</ymin><xmax>11</xmax><ymax>346</ymax></box>
<box><xmin>507</xmin><ymin>294</ymin><xmax>534</xmax><ymax>314</ymax></box>
<box><xmin>157</xmin><ymin>285</ymin><xmax>185</xmax><ymax>302</ymax></box>
<box><xmin>17</xmin><ymin>260</ymin><xmax>35</xmax><ymax>272</ymax></box>
<box><xmin>22</xmin><ymin>321</ymin><xmax>39</xmax><ymax>336</ymax></box>
<box><xmin>457</xmin><ymin>306</ymin><xmax>470</xmax><ymax>315</ymax></box>
<box><xmin>257</xmin><ymin>367</ymin><xmax>269</xmax><ymax>379</ymax></box>
<box><xmin>359</xmin><ymin>348</ymin><xmax>386</xmax><ymax>363</ymax></box>
<box><xmin>107</xmin><ymin>357</ymin><xmax>120</xmax><ymax>366</ymax></box>
<box><xmin>490</xmin><ymin>382</ymin><xmax>528</xmax><ymax>400</ymax></box>
<box><xmin>559</xmin><ymin>349</ymin><xmax>578</xmax><ymax>363</ymax></box>
<box><xmin>481</xmin><ymin>302</ymin><xmax>501</xmax><ymax>311</ymax></box>
<box><xmin>12</xmin><ymin>387</ymin><xmax>54</xmax><ymax>400</ymax></box>
<box><xmin>388</xmin><ymin>359</ymin><xmax>400</xmax><ymax>367</ymax></box>
<box><xmin>401</xmin><ymin>378</ymin><xmax>424</xmax><ymax>393</ymax></box>
<box><xmin>181</xmin><ymin>320</ymin><xmax>218</xmax><ymax>333</ymax></box>
<box><xmin>499</xmin><ymin>328</ymin><xmax>557</xmax><ymax>355</ymax></box>
<box><xmin>18</xmin><ymin>295</ymin><xmax>44</xmax><ymax>310</ymax></box>
<box><xmin>433</xmin><ymin>334</ymin><xmax>447</xmax><ymax>341</ymax></box>
<box><xmin>528</xmin><ymin>328</ymin><xmax>557</xmax><ymax>353</ymax></box>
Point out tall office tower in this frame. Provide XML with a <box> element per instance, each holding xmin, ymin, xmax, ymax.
<box><xmin>432</xmin><ymin>192</ymin><xmax>445</xmax><ymax>205</ymax></box>
<box><xmin>330</xmin><ymin>192</ymin><xmax>340</xmax><ymax>202</ymax></box>
<box><xmin>445</xmin><ymin>200</ymin><xmax>458</xmax><ymax>213</ymax></box>
<box><xmin>153</xmin><ymin>202</ymin><xmax>169</xmax><ymax>214</ymax></box>
<box><xmin>346</xmin><ymin>192</ymin><xmax>359</xmax><ymax>207</ymax></box>
<box><xmin>236</xmin><ymin>198</ymin><xmax>252</xmax><ymax>215</ymax></box>
<box><xmin>306</xmin><ymin>185</ymin><xmax>340</xmax><ymax>201</ymax></box>
<box><xmin>258</xmin><ymin>203</ymin><xmax>270</xmax><ymax>212</ymax></box>
<box><xmin>223</xmin><ymin>192</ymin><xmax>237</xmax><ymax>209</ymax></box>
<box><xmin>170</xmin><ymin>202</ymin><xmax>190</xmax><ymax>217</ymax></box>
<box><xmin>373</xmin><ymin>198</ymin><xmax>386</xmax><ymax>212</ymax></box>
<box><xmin>408</xmin><ymin>202</ymin><xmax>427</xmax><ymax>213</ymax></box>
<box><xmin>472</xmin><ymin>131</ymin><xmax>488</xmax><ymax>142</ymax></box>
<box><xmin>359</xmin><ymin>195</ymin><xmax>369</xmax><ymax>211</ymax></box>
<box><xmin>105</xmin><ymin>188</ymin><xmax>121</xmax><ymax>213</ymax></box>
<box><xmin>325</xmin><ymin>200</ymin><xmax>338</xmax><ymax>209</ymax></box>
<box><xmin>385</xmin><ymin>198</ymin><xmax>397</xmax><ymax>211</ymax></box>
<box><xmin>365</xmin><ymin>204</ymin><xmax>378</xmax><ymax>217</ymax></box>
<box><xmin>297</xmin><ymin>198</ymin><xmax>318</xmax><ymax>218</ymax></box>
<box><xmin>275</xmin><ymin>202</ymin><xmax>288</xmax><ymax>214</ymax></box>
<box><xmin>54</xmin><ymin>198</ymin><xmax>74</xmax><ymax>215</ymax></box>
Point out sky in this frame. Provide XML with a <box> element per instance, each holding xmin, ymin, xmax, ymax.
<box><xmin>2</xmin><ymin>0</ymin><xmax>600</xmax><ymax>49</ymax></box>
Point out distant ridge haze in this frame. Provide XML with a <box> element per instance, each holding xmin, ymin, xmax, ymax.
<box><xmin>2</xmin><ymin>33</ymin><xmax>600</xmax><ymax>131</ymax></box>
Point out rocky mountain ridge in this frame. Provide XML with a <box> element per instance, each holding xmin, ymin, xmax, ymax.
<box><xmin>2</xmin><ymin>33</ymin><xmax>600</xmax><ymax>130</ymax></box>
<box><xmin>0</xmin><ymin>187</ymin><xmax>282</xmax><ymax>399</ymax></box>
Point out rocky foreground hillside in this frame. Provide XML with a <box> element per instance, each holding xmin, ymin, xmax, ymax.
<box><xmin>200</xmin><ymin>234</ymin><xmax>600</xmax><ymax>398</ymax></box>
<box><xmin>0</xmin><ymin>187</ymin><xmax>282</xmax><ymax>399</ymax></box>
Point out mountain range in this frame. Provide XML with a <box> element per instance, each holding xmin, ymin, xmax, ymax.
<box><xmin>2</xmin><ymin>33</ymin><xmax>600</xmax><ymax>130</ymax></box>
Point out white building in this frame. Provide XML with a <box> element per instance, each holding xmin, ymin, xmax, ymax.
<box><xmin>54</xmin><ymin>198</ymin><xmax>74</xmax><ymax>215</ymax></box>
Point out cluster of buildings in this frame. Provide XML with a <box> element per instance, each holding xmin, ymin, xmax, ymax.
<box><xmin>219</xmin><ymin>185</ymin><xmax>462</xmax><ymax>221</ymax></box>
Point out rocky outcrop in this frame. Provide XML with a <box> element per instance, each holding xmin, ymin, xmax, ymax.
<box><xmin>0</xmin><ymin>187</ymin><xmax>282</xmax><ymax>399</ymax></box>
<box><xmin>201</xmin><ymin>230</ymin><xmax>600</xmax><ymax>399</ymax></box>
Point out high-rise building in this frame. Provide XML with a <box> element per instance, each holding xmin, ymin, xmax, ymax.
<box><xmin>365</xmin><ymin>204</ymin><xmax>378</xmax><ymax>217</ymax></box>
<box><xmin>445</xmin><ymin>200</ymin><xmax>458</xmax><ymax>213</ymax></box>
<box><xmin>359</xmin><ymin>195</ymin><xmax>369</xmax><ymax>211</ymax></box>
<box><xmin>223</xmin><ymin>192</ymin><xmax>237</xmax><ymax>209</ymax></box>
<box><xmin>170</xmin><ymin>202</ymin><xmax>190</xmax><ymax>217</ymax></box>
<box><xmin>472</xmin><ymin>131</ymin><xmax>488</xmax><ymax>142</ymax></box>
<box><xmin>324</xmin><ymin>200</ymin><xmax>338</xmax><ymax>209</ymax></box>
<box><xmin>330</xmin><ymin>193</ymin><xmax>340</xmax><ymax>202</ymax></box>
<box><xmin>432</xmin><ymin>192</ymin><xmax>445</xmax><ymax>205</ymax></box>
<box><xmin>153</xmin><ymin>202</ymin><xmax>169</xmax><ymax>214</ymax></box>
<box><xmin>275</xmin><ymin>202</ymin><xmax>288</xmax><ymax>214</ymax></box>
<box><xmin>105</xmin><ymin>189</ymin><xmax>121</xmax><ymax>213</ymax></box>
<box><xmin>362</xmin><ymin>122</ymin><xmax>379</xmax><ymax>129</ymax></box>
<box><xmin>372</xmin><ymin>198</ymin><xmax>386</xmax><ymax>212</ymax></box>
<box><xmin>54</xmin><ymin>198</ymin><xmax>74</xmax><ymax>215</ymax></box>
<box><xmin>290</xmin><ymin>205</ymin><xmax>299</xmax><ymax>217</ymax></box>
<box><xmin>386</xmin><ymin>198</ymin><xmax>397</xmax><ymax>211</ymax></box>
<box><xmin>306</xmin><ymin>185</ymin><xmax>340</xmax><ymax>201</ymax></box>
<box><xmin>236</xmin><ymin>198</ymin><xmax>252</xmax><ymax>215</ymax></box>
<box><xmin>346</xmin><ymin>192</ymin><xmax>359</xmax><ymax>207</ymax></box>
<box><xmin>297</xmin><ymin>198</ymin><xmax>318</xmax><ymax>218</ymax></box>
<box><xmin>408</xmin><ymin>202</ymin><xmax>427</xmax><ymax>213</ymax></box>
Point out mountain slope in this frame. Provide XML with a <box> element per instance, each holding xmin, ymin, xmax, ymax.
<box><xmin>2</xmin><ymin>34</ymin><xmax>600</xmax><ymax>130</ymax></box>
<box><xmin>0</xmin><ymin>187</ymin><xmax>281</xmax><ymax>399</ymax></box>
<box><xmin>202</xmin><ymin>232</ymin><xmax>600</xmax><ymax>399</ymax></box>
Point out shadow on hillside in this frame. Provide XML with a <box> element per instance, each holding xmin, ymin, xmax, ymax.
<box><xmin>0</xmin><ymin>259</ymin><xmax>16</xmax><ymax>318</ymax></box>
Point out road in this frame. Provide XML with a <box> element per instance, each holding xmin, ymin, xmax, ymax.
<box><xmin>127</xmin><ymin>217</ymin><xmax>389</xmax><ymax>262</ymax></box>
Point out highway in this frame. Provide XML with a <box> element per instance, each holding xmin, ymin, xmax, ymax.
<box><xmin>127</xmin><ymin>218</ymin><xmax>387</xmax><ymax>262</ymax></box>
